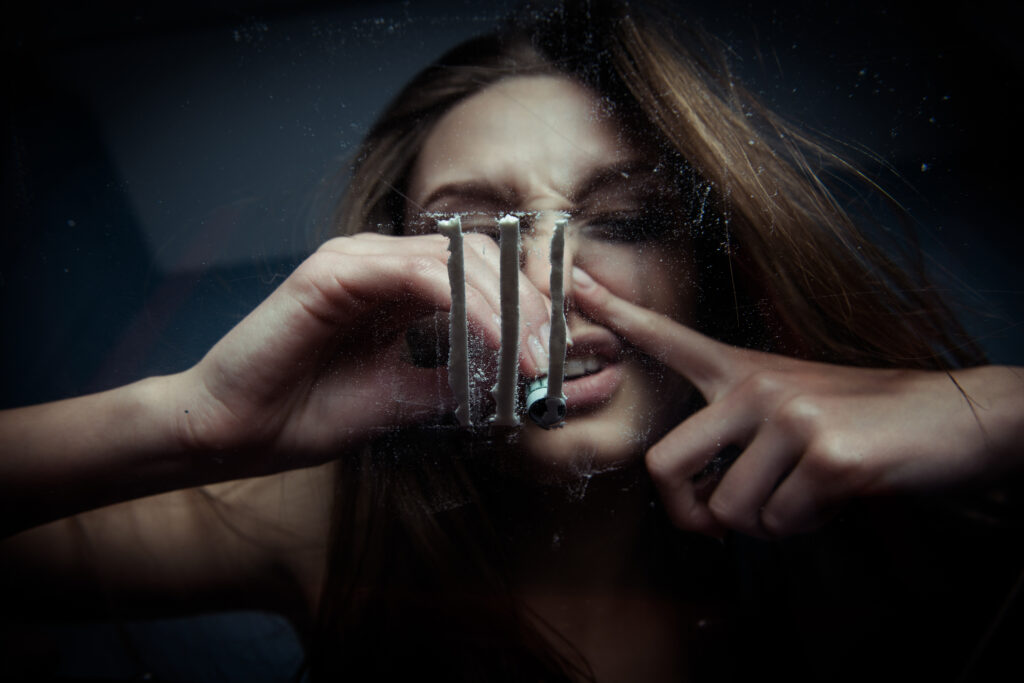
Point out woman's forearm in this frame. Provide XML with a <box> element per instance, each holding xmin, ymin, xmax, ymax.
<box><xmin>954</xmin><ymin>365</ymin><xmax>1024</xmax><ymax>478</ymax></box>
<box><xmin>0</xmin><ymin>373</ymin><xmax>216</xmax><ymax>535</ymax></box>
<box><xmin>0</xmin><ymin>234</ymin><xmax>555</xmax><ymax>537</ymax></box>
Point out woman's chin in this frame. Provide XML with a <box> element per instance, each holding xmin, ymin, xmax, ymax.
<box><xmin>519</xmin><ymin>419</ymin><xmax>645</xmax><ymax>474</ymax></box>
<box><xmin>514</xmin><ymin>390</ymin><xmax>657</xmax><ymax>482</ymax></box>
<box><xmin>512</xmin><ymin>359</ymin><xmax>695</xmax><ymax>484</ymax></box>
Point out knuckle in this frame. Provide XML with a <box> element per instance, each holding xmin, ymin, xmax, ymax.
<box><xmin>644</xmin><ymin>446</ymin><xmax>677</xmax><ymax>482</ymax></box>
<box><xmin>739</xmin><ymin>370</ymin><xmax>784</xmax><ymax>404</ymax></box>
<box><xmin>774</xmin><ymin>394</ymin><xmax>822</xmax><ymax>435</ymax></box>
<box><xmin>804</xmin><ymin>433</ymin><xmax>862</xmax><ymax>485</ymax></box>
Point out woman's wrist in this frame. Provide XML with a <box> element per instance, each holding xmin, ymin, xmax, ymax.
<box><xmin>118</xmin><ymin>370</ymin><xmax>277</xmax><ymax>492</ymax></box>
<box><xmin>0</xmin><ymin>372</ymin><xmax>255</xmax><ymax>535</ymax></box>
<box><xmin>118</xmin><ymin>372</ymin><xmax>226</xmax><ymax>486</ymax></box>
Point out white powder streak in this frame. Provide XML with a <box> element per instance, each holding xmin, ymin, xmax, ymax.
<box><xmin>438</xmin><ymin>216</ymin><xmax>471</xmax><ymax>426</ymax></box>
<box><xmin>492</xmin><ymin>214</ymin><xmax>521</xmax><ymax>426</ymax></box>
<box><xmin>546</xmin><ymin>218</ymin><xmax>568</xmax><ymax>401</ymax></box>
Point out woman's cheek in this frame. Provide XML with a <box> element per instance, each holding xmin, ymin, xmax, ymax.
<box><xmin>575</xmin><ymin>243</ymin><xmax>644</xmax><ymax>301</ymax></box>
<box><xmin>576</xmin><ymin>242</ymin><xmax>692</xmax><ymax>321</ymax></box>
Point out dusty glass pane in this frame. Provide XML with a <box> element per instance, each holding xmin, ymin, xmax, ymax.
<box><xmin>2</xmin><ymin>1</ymin><xmax>1022</xmax><ymax>681</ymax></box>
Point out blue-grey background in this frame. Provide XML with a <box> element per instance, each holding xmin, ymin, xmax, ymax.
<box><xmin>2</xmin><ymin>0</ymin><xmax>1021</xmax><ymax>680</ymax></box>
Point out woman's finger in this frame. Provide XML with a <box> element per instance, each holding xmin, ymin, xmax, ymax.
<box><xmin>645</xmin><ymin>397</ymin><xmax>754</xmax><ymax>536</ymax></box>
<box><xmin>336</xmin><ymin>233</ymin><xmax>552</xmax><ymax>376</ymax></box>
<box><xmin>759</xmin><ymin>442</ymin><xmax>859</xmax><ymax>536</ymax></box>
<box><xmin>274</xmin><ymin>337</ymin><xmax>455</xmax><ymax>455</ymax></box>
<box><xmin>279</xmin><ymin>250</ymin><xmax>509</xmax><ymax>354</ymax></box>
<box><xmin>327</xmin><ymin>233</ymin><xmax>508</xmax><ymax>330</ymax></box>
<box><xmin>463</xmin><ymin>233</ymin><xmax>552</xmax><ymax>377</ymax></box>
<box><xmin>341</xmin><ymin>338</ymin><xmax>457</xmax><ymax>425</ymax></box>
<box><xmin>705</xmin><ymin>427</ymin><xmax>802</xmax><ymax>538</ymax></box>
<box><xmin>570</xmin><ymin>265</ymin><xmax>736</xmax><ymax>400</ymax></box>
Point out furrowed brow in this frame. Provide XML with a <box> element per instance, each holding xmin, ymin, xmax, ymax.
<box><xmin>571</xmin><ymin>161</ymin><xmax>661</xmax><ymax>203</ymax></box>
<box><xmin>421</xmin><ymin>182</ymin><xmax>517</xmax><ymax>212</ymax></box>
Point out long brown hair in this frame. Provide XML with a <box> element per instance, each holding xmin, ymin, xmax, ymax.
<box><xmin>334</xmin><ymin>0</ymin><xmax>982</xmax><ymax>369</ymax></box>
<box><xmin>309</xmin><ymin>1</ymin><xmax>984</xmax><ymax>679</ymax></box>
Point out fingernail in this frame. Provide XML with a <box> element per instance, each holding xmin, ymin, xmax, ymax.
<box><xmin>528</xmin><ymin>334</ymin><xmax>549</xmax><ymax>373</ymax></box>
<box><xmin>572</xmin><ymin>266</ymin><xmax>595</xmax><ymax>290</ymax></box>
<box><xmin>565</xmin><ymin>325</ymin><xmax>574</xmax><ymax>346</ymax></box>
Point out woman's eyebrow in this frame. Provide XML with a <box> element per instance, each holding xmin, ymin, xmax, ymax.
<box><xmin>571</xmin><ymin>160</ymin><xmax>661</xmax><ymax>203</ymax></box>
<box><xmin>420</xmin><ymin>182</ymin><xmax>516</xmax><ymax>212</ymax></box>
<box><xmin>420</xmin><ymin>161</ymin><xmax>660</xmax><ymax>211</ymax></box>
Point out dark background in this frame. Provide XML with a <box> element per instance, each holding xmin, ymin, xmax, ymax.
<box><xmin>3</xmin><ymin>0</ymin><xmax>1023</xmax><ymax>408</ymax></box>
<box><xmin>2</xmin><ymin>1</ymin><xmax>1022</xmax><ymax>679</ymax></box>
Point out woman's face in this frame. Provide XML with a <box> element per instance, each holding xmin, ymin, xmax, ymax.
<box><xmin>406</xmin><ymin>75</ymin><xmax>695</xmax><ymax>472</ymax></box>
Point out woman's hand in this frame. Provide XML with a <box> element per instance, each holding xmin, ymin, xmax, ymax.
<box><xmin>174</xmin><ymin>232</ymin><xmax>552</xmax><ymax>475</ymax></box>
<box><xmin>570</xmin><ymin>266</ymin><xmax>1024</xmax><ymax>538</ymax></box>
<box><xmin>2</xmin><ymin>231</ymin><xmax>552</xmax><ymax>533</ymax></box>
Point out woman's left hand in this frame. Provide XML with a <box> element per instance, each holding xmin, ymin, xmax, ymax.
<box><xmin>571</xmin><ymin>266</ymin><xmax>1024</xmax><ymax>538</ymax></box>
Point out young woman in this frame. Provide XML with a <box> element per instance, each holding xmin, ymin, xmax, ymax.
<box><xmin>3</xmin><ymin>2</ymin><xmax>1022</xmax><ymax>680</ymax></box>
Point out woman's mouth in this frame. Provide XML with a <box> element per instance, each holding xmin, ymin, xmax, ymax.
<box><xmin>563</xmin><ymin>355</ymin><xmax>605</xmax><ymax>381</ymax></box>
<box><xmin>559</xmin><ymin>333</ymin><xmax>625</xmax><ymax>413</ymax></box>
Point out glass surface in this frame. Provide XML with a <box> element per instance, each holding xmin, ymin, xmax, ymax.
<box><xmin>2</xmin><ymin>1</ymin><xmax>1021</xmax><ymax>680</ymax></box>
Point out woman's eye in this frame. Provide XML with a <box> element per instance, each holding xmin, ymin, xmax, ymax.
<box><xmin>580</xmin><ymin>211</ymin><xmax>676</xmax><ymax>243</ymax></box>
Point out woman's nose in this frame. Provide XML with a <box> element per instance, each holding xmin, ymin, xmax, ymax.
<box><xmin>520</xmin><ymin>215</ymin><xmax>573</xmax><ymax>301</ymax></box>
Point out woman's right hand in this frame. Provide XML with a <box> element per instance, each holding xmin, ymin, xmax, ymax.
<box><xmin>570</xmin><ymin>265</ymin><xmax>1024</xmax><ymax>539</ymax></box>
<box><xmin>172</xmin><ymin>232</ymin><xmax>551</xmax><ymax>476</ymax></box>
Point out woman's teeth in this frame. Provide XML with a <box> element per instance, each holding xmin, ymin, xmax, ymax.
<box><xmin>563</xmin><ymin>355</ymin><xmax>605</xmax><ymax>380</ymax></box>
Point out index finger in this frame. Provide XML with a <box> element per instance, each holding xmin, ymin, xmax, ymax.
<box><xmin>570</xmin><ymin>266</ymin><xmax>733</xmax><ymax>400</ymax></box>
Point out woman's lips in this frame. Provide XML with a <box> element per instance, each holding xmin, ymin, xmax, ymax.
<box><xmin>563</xmin><ymin>361</ymin><xmax>625</xmax><ymax>413</ymax></box>
<box><xmin>558</xmin><ymin>329</ymin><xmax>624</xmax><ymax>413</ymax></box>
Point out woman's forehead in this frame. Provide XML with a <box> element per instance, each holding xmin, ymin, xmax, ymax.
<box><xmin>408</xmin><ymin>75</ymin><xmax>643</xmax><ymax>211</ymax></box>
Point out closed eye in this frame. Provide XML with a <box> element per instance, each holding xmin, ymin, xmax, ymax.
<box><xmin>578</xmin><ymin>209</ymin><xmax>679</xmax><ymax>243</ymax></box>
